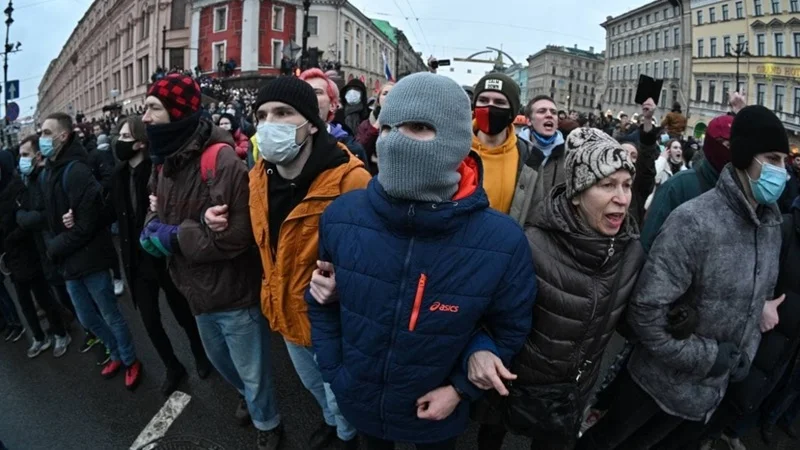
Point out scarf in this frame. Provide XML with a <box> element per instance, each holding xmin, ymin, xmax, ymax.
<box><xmin>532</xmin><ymin>130</ymin><xmax>565</xmax><ymax>166</ymax></box>
<box><xmin>146</xmin><ymin>111</ymin><xmax>202</xmax><ymax>164</ymax></box>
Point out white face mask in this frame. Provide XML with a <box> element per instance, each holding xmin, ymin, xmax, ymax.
<box><xmin>219</xmin><ymin>123</ymin><xmax>232</xmax><ymax>131</ymax></box>
<box><xmin>226</xmin><ymin>108</ymin><xmax>236</xmax><ymax>116</ymax></box>
<box><xmin>345</xmin><ymin>90</ymin><xmax>362</xmax><ymax>105</ymax></box>
<box><xmin>256</xmin><ymin>120</ymin><xmax>309</xmax><ymax>165</ymax></box>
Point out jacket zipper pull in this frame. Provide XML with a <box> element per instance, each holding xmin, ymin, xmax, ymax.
<box><xmin>407</xmin><ymin>204</ymin><xmax>415</xmax><ymax>227</ymax></box>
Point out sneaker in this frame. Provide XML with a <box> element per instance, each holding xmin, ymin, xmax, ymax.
<box><xmin>256</xmin><ymin>424</ymin><xmax>283</xmax><ymax>450</ymax></box>
<box><xmin>309</xmin><ymin>423</ymin><xmax>336</xmax><ymax>450</ymax></box>
<box><xmin>26</xmin><ymin>337</ymin><xmax>53</xmax><ymax>358</ymax></box>
<box><xmin>53</xmin><ymin>334</ymin><xmax>72</xmax><ymax>358</ymax></box>
<box><xmin>721</xmin><ymin>434</ymin><xmax>746</xmax><ymax>450</ymax></box>
<box><xmin>101</xmin><ymin>360</ymin><xmax>123</xmax><ymax>379</ymax></box>
<box><xmin>699</xmin><ymin>440</ymin><xmax>716</xmax><ymax>450</ymax></box>
<box><xmin>80</xmin><ymin>334</ymin><xmax>100</xmax><ymax>353</ymax></box>
<box><xmin>10</xmin><ymin>326</ymin><xmax>26</xmax><ymax>342</ymax></box>
<box><xmin>96</xmin><ymin>347</ymin><xmax>111</xmax><ymax>366</ymax></box>
<box><xmin>160</xmin><ymin>363</ymin><xmax>186</xmax><ymax>396</ymax></box>
<box><xmin>235</xmin><ymin>395</ymin><xmax>251</xmax><ymax>426</ymax></box>
<box><xmin>4</xmin><ymin>325</ymin><xmax>18</xmax><ymax>341</ymax></box>
<box><xmin>125</xmin><ymin>360</ymin><xmax>143</xmax><ymax>391</ymax></box>
<box><xmin>113</xmin><ymin>279</ymin><xmax>124</xmax><ymax>296</ymax></box>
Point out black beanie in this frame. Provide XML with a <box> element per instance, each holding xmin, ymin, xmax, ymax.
<box><xmin>472</xmin><ymin>73</ymin><xmax>521</xmax><ymax>115</ymax></box>
<box><xmin>254</xmin><ymin>76</ymin><xmax>326</xmax><ymax>131</ymax></box>
<box><xmin>218</xmin><ymin>112</ymin><xmax>239</xmax><ymax>132</ymax></box>
<box><xmin>730</xmin><ymin>105</ymin><xmax>790</xmax><ymax>169</ymax></box>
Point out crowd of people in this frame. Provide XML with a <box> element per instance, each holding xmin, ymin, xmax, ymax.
<box><xmin>1</xmin><ymin>66</ymin><xmax>799</xmax><ymax>450</ymax></box>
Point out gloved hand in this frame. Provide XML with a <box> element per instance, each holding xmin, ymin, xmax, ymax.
<box><xmin>140</xmin><ymin>220</ymin><xmax>165</xmax><ymax>258</ymax></box>
<box><xmin>708</xmin><ymin>342</ymin><xmax>741</xmax><ymax>378</ymax></box>
<box><xmin>730</xmin><ymin>354</ymin><xmax>751</xmax><ymax>382</ymax></box>
<box><xmin>145</xmin><ymin>219</ymin><xmax>180</xmax><ymax>256</ymax></box>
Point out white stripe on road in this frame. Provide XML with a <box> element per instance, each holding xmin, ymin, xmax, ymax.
<box><xmin>129</xmin><ymin>390</ymin><xmax>192</xmax><ymax>450</ymax></box>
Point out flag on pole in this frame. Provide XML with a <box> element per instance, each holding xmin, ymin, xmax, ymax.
<box><xmin>382</xmin><ymin>50</ymin><xmax>394</xmax><ymax>82</ymax></box>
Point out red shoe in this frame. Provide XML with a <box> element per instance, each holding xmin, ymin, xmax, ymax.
<box><xmin>101</xmin><ymin>360</ymin><xmax>123</xmax><ymax>379</ymax></box>
<box><xmin>125</xmin><ymin>360</ymin><xmax>143</xmax><ymax>391</ymax></box>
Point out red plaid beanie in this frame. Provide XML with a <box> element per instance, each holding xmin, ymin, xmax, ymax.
<box><xmin>147</xmin><ymin>74</ymin><xmax>202</xmax><ymax>121</ymax></box>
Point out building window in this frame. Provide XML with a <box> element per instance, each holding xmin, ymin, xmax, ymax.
<box><xmin>757</xmin><ymin>33</ymin><xmax>766</xmax><ymax>55</ymax></box>
<box><xmin>624</xmin><ymin>40</ymin><xmax>629</xmax><ymax>55</ymax></box>
<box><xmin>654</xmin><ymin>61</ymin><xmax>660</xmax><ymax>78</ymax></box>
<box><xmin>722</xmin><ymin>4</ymin><xmax>730</xmax><ymax>20</ymax></box>
<box><xmin>757</xmin><ymin>83</ymin><xmax>766</xmax><ymax>105</ymax></box>
<box><xmin>307</xmin><ymin>16</ymin><xmax>318</xmax><ymax>36</ymax></box>
<box><xmin>723</xmin><ymin>36</ymin><xmax>731</xmax><ymax>53</ymax></box>
<box><xmin>344</xmin><ymin>21</ymin><xmax>351</xmax><ymax>33</ymax></box>
<box><xmin>638</xmin><ymin>17</ymin><xmax>642</xmax><ymax>27</ymax></box>
<box><xmin>213</xmin><ymin>6</ymin><xmax>227</xmax><ymax>32</ymax></box>
<box><xmin>710</xmin><ymin>7</ymin><xmax>716</xmax><ymax>23</ymax></box>
<box><xmin>584</xmin><ymin>72</ymin><xmax>588</xmax><ymax>81</ymax></box>
<box><xmin>272</xmin><ymin>6</ymin><xmax>284</xmax><ymax>31</ymax></box>
<box><xmin>629</xmin><ymin>63</ymin><xmax>634</xmax><ymax>79</ymax></box>
<box><xmin>674</xmin><ymin>28</ymin><xmax>680</xmax><ymax>47</ymax></box>
<box><xmin>627</xmin><ymin>89</ymin><xmax>632</xmax><ymax>104</ymax></box>
<box><xmin>664</xmin><ymin>30</ymin><xmax>670</xmax><ymax>47</ymax></box>
<box><xmin>754</xmin><ymin>0</ymin><xmax>763</xmax><ymax>15</ymax></box>
<box><xmin>344</xmin><ymin>38</ymin><xmax>349</xmax><ymax>63</ymax></box>
<box><xmin>638</xmin><ymin>36</ymin><xmax>643</xmax><ymax>53</ymax></box>
<box><xmin>355</xmin><ymin>43</ymin><xmax>360</xmax><ymax>67</ymax></box>
<box><xmin>775</xmin><ymin>85</ymin><xmax>785</xmax><ymax>111</ymax></box>
<box><xmin>792</xmin><ymin>0</ymin><xmax>799</xmax><ymax>12</ymax></box>
<box><xmin>124</xmin><ymin>64</ymin><xmax>133</xmax><ymax>90</ymax></box>
<box><xmin>709</xmin><ymin>80</ymin><xmax>716</xmax><ymax>103</ymax></box>
<box><xmin>552</xmin><ymin>66</ymin><xmax>556</xmax><ymax>75</ymax></box>
<box><xmin>645</xmin><ymin>62</ymin><xmax>650</xmax><ymax>75</ymax></box>
<box><xmin>710</xmin><ymin>37</ymin><xmax>717</xmax><ymax>57</ymax></box>
<box><xmin>736</xmin><ymin>1</ymin><xmax>744</xmax><ymax>17</ymax></box>
<box><xmin>637</xmin><ymin>63</ymin><xmax>642</xmax><ymax>76</ymax></box>
<box><xmin>697</xmin><ymin>10</ymin><xmax>703</xmax><ymax>25</ymax></box>
<box><xmin>772</xmin><ymin>0</ymin><xmax>781</xmax><ymax>13</ymax></box>
<box><xmin>795</xmin><ymin>88</ymin><xmax>800</xmax><ymax>115</ymax></box>
<box><xmin>272</xmin><ymin>40</ymin><xmax>283</xmax><ymax>67</ymax></box>
<box><xmin>213</xmin><ymin>41</ymin><xmax>226</xmax><ymax>65</ymax></box>
<box><xmin>672</xmin><ymin>89</ymin><xmax>678</xmax><ymax>105</ymax></box>
<box><xmin>137</xmin><ymin>55</ymin><xmax>149</xmax><ymax>85</ymax></box>
<box><xmin>622</xmin><ymin>66</ymin><xmax>627</xmax><ymax>79</ymax></box>
<box><xmin>551</xmin><ymin>79</ymin><xmax>555</xmax><ymax>88</ymax></box>
<box><xmin>663</xmin><ymin>60</ymin><xmax>670</xmax><ymax>78</ymax></box>
<box><xmin>698</xmin><ymin>39</ymin><xmax>705</xmax><ymax>57</ymax></box>
<box><xmin>722</xmin><ymin>81</ymin><xmax>731</xmax><ymax>103</ymax></box>
<box><xmin>696</xmin><ymin>80</ymin><xmax>703</xmax><ymax>101</ymax></box>
<box><xmin>661</xmin><ymin>89</ymin><xmax>667</xmax><ymax>108</ymax></box>
<box><xmin>646</xmin><ymin>13</ymin><xmax>651</xmax><ymax>24</ymax></box>
<box><xmin>140</xmin><ymin>11</ymin><xmax>150</xmax><ymax>40</ymax></box>
<box><xmin>775</xmin><ymin>33</ymin><xmax>785</xmax><ymax>56</ymax></box>
<box><xmin>738</xmin><ymin>81</ymin><xmax>745</xmax><ymax>93</ymax></box>
<box><xmin>738</xmin><ymin>34</ymin><xmax>747</xmax><ymax>47</ymax></box>
<box><xmin>795</xmin><ymin>33</ymin><xmax>800</xmax><ymax>56</ymax></box>
<box><xmin>655</xmin><ymin>32</ymin><xmax>660</xmax><ymax>50</ymax></box>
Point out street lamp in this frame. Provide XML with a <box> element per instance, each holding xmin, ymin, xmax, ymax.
<box><xmin>725</xmin><ymin>41</ymin><xmax>751</xmax><ymax>91</ymax></box>
<box><xmin>1</xmin><ymin>0</ymin><xmax>20</xmax><ymax>145</ymax></box>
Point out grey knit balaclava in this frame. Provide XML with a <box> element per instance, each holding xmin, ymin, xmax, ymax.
<box><xmin>565</xmin><ymin>127</ymin><xmax>636</xmax><ymax>199</ymax></box>
<box><xmin>377</xmin><ymin>73</ymin><xmax>472</xmax><ymax>202</ymax></box>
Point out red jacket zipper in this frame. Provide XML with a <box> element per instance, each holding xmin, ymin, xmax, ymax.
<box><xmin>408</xmin><ymin>274</ymin><xmax>427</xmax><ymax>331</ymax></box>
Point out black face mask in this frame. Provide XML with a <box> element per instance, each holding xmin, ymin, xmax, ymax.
<box><xmin>474</xmin><ymin>105</ymin><xmax>514</xmax><ymax>136</ymax></box>
<box><xmin>115</xmin><ymin>140</ymin><xmax>138</xmax><ymax>162</ymax></box>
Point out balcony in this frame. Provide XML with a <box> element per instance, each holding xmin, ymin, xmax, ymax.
<box><xmin>776</xmin><ymin>111</ymin><xmax>800</xmax><ymax>131</ymax></box>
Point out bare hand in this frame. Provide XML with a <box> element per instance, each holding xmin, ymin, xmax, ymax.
<box><xmin>729</xmin><ymin>91</ymin><xmax>746</xmax><ymax>114</ymax></box>
<box><xmin>467</xmin><ymin>351</ymin><xmax>517</xmax><ymax>396</ymax></box>
<box><xmin>309</xmin><ymin>261</ymin><xmax>337</xmax><ymax>305</ymax></box>
<box><xmin>642</xmin><ymin>98</ymin><xmax>656</xmax><ymax>119</ymax></box>
<box><xmin>149</xmin><ymin>195</ymin><xmax>158</xmax><ymax>213</ymax></box>
<box><xmin>204</xmin><ymin>204</ymin><xmax>229</xmax><ymax>232</ymax></box>
<box><xmin>416</xmin><ymin>386</ymin><xmax>461</xmax><ymax>421</ymax></box>
<box><xmin>62</xmin><ymin>209</ymin><xmax>74</xmax><ymax>229</ymax></box>
<box><xmin>761</xmin><ymin>294</ymin><xmax>785</xmax><ymax>333</ymax></box>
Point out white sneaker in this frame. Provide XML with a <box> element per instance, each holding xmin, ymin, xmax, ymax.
<box><xmin>53</xmin><ymin>334</ymin><xmax>72</xmax><ymax>358</ymax></box>
<box><xmin>113</xmin><ymin>279</ymin><xmax>124</xmax><ymax>296</ymax></box>
<box><xmin>27</xmin><ymin>337</ymin><xmax>53</xmax><ymax>359</ymax></box>
<box><xmin>721</xmin><ymin>434</ymin><xmax>747</xmax><ymax>450</ymax></box>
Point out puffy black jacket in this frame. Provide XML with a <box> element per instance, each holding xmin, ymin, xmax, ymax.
<box><xmin>42</xmin><ymin>135</ymin><xmax>115</xmax><ymax>280</ymax></box>
<box><xmin>516</xmin><ymin>185</ymin><xmax>645</xmax><ymax>398</ymax></box>
<box><xmin>726</xmin><ymin>203</ymin><xmax>800</xmax><ymax>413</ymax></box>
<box><xmin>0</xmin><ymin>161</ymin><xmax>43</xmax><ymax>283</ymax></box>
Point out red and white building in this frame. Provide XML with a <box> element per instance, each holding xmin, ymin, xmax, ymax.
<box><xmin>190</xmin><ymin>0</ymin><xmax>301</xmax><ymax>76</ymax></box>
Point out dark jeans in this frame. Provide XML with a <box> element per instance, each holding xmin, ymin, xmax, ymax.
<box><xmin>13</xmin><ymin>273</ymin><xmax>66</xmax><ymax>341</ymax></box>
<box><xmin>577</xmin><ymin>369</ymin><xmax>684</xmax><ymax>450</ymax></box>
<box><xmin>361</xmin><ymin>434</ymin><xmax>457</xmax><ymax>450</ymax></box>
<box><xmin>130</xmin><ymin>265</ymin><xmax>205</xmax><ymax>370</ymax></box>
<box><xmin>0</xmin><ymin>274</ymin><xmax>20</xmax><ymax>325</ymax></box>
<box><xmin>53</xmin><ymin>283</ymin><xmax>76</xmax><ymax>315</ymax></box>
<box><xmin>477</xmin><ymin>423</ymin><xmax>576</xmax><ymax>450</ymax></box>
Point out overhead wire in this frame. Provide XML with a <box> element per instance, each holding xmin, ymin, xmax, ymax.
<box><xmin>388</xmin><ymin>0</ymin><xmax>425</xmax><ymax>54</ymax></box>
<box><xmin>402</xmin><ymin>0</ymin><xmax>431</xmax><ymax>55</ymax></box>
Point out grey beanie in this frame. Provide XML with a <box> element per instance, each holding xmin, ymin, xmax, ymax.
<box><xmin>96</xmin><ymin>134</ymin><xmax>111</xmax><ymax>151</ymax></box>
<box><xmin>564</xmin><ymin>127</ymin><xmax>635</xmax><ymax>199</ymax></box>
<box><xmin>377</xmin><ymin>73</ymin><xmax>472</xmax><ymax>202</ymax></box>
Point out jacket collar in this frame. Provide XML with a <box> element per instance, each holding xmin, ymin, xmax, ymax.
<box><xmin>717</xmin><ymin>164</ymin><xmax>782</xmax><ymax>228</ymax></box>
<box><xmin>368</xmin><ymin>152</ymin><xmax>489</xmax><ymax>237</ymax></box>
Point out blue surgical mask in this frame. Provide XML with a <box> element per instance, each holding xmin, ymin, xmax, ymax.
<box><xmin>748</xmin><ymin>158</ymin><xmax>788</xmax><ymax>205</ymax></box>
<box><xmin>18</xmin><ymin>156</ymin><xmax>34</xmax><ymax>175</ymax></box>
<box><xmin>255</xmin><ymin>121</ymin><xmax>309</xmax><ymax>165</ymax></box>
<box><xmin>660</xmin><ymin>134</ymin><xmax>670</xmax><ymax>144</ymax></box>
<box><xmin>39</xmin><ymin>137</ymin><xmax>55</xmax><ymax>157</ymax></box>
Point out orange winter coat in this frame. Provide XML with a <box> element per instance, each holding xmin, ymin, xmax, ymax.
<box><xmin>249</xmin><ymin>143</ymin><xmax>371</xmax><ymax>346</ymax></box>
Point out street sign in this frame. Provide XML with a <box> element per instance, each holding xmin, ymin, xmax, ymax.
<box><xmin>6</xmin><ymin>102</ymin><xmax>19</xmax><ymax>121</ymax></box>
<box><xmin>5</xmin><ymin>80</ymin><xmax>18</xmax><ymax>100</ymax></box>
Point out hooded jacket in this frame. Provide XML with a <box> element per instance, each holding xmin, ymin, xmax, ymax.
<box><xmin>661</xmin><ymin>110</ymin><xmax>687</xmax><ymax>138</ymax></box>
<box><xmin>42</xmin><ymin>134</ymin><xmax>116</xmax><ymax>280</ymax></box>
<box><xmin>250</xmin><ymin>134</ymin><xmax>370</xmax><ymax>346</ymax></box>
<box><xmin>627</xmin><ymin>164</ymin><xmax>783</xmax><ymax>422</ymax></box>
<box><xmin>355</xmin><ymin>118</ymin><xmax>380</xmax><ymax>175</ymax></box>
<box><xmin>328</xmin><ymin>122</ymin><xmax>368</xmax><ymax>167</ymax></box>
<box><xmin>306</xmin><ymin>154</ymin><xmax>536</xmax><ymax>443</ymax></box>
<box><xmin>340</xmin><ymin>79</ymin><xmax>369</xmax><ymax>134</ymax></box>
<box><xmin>148</xmin><ymin>119</ymin><xmax>262</xmax><ymax>315</ymax></box>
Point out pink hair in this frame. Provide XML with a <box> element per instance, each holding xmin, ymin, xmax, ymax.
<box><xmin>299</xmin><ymin>68</ymin><xmax>340</xmax><ymax>122</ymax></box>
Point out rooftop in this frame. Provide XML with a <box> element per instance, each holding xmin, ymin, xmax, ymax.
<box><xmin>529</xmin><ymin>44</ymin><xmax>605</xmax><ymax>61</ymax></box>
<box><xmin>371</xmin><ymin>19</ymin><xmax>398</xmax><ymax>45</ymax></box>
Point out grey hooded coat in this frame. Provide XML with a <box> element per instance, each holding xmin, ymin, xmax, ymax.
<box><xmin>626</xmin><ymin>164</ymin><xmax>783</xmax><ymax>422</ymax></box>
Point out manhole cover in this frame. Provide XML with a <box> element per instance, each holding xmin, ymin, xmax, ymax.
<box><xmin>139</xmin><ymin>436</ymin><xmax>227</xmax><ymax>450</ymax></box>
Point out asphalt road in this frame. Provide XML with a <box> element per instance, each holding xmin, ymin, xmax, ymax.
<box><xmin>0</xmin><ymin>278</ymin><xmax>796</xmax><ymax>450</ymax></box>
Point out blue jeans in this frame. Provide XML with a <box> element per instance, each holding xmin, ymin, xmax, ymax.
<box><xmin>66</xmin><ymin>270</ymin><xmax>136</xmax><ymax>365</ymax></box>
<box><xmin>284</xmin><ymin>338</ymin><xmax>356</xmax><ymax>441</ymax></box>
<box><xmin>0</xmin><ymin>274</ymin><xmax>21</xmax><ymax>325</ymax></box>
<box><xmin>195</xmin><ymin>305</ymin><xmax>281</xmax><ymax>431</ymax></box>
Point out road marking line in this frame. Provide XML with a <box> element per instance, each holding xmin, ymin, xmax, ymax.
<box><xmin>129</xmin><ymin>390</ymin><xmax>192</xmax><ymax>450</ymax></box>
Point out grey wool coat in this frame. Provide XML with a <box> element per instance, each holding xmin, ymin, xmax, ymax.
<box><xmin>626</xmin><ymin>164</ymin><xmax>783</xmax><ymax>422</ymax></box>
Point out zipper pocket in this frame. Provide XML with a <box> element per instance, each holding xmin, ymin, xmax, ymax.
<box><xmin>408</xmin><ymin>273</ymin><xmax>427</xmax><ymax>331</ymax></box>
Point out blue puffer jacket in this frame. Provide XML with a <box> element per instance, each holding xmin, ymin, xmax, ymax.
<box><xmin>306</xmin><ymin>154</ymin><xmax>536</xmax><ymax>443</ymax></box>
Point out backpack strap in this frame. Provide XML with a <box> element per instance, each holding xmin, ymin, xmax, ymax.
<box><xmin>61</xmin><ymin>160</ymin><xmax>77</xmax><ymax>194</ymax></box>
<box><xmin>200</xmin><ymin>143</ymin><xmax>228</xmax><ymax>186</ymax></box>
